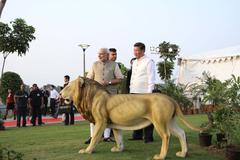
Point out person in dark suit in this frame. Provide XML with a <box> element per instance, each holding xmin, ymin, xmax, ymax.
<box><xmin>126</xmin><ymin>58</ymin><xmax>136</xmax><ymax>93</ymax></box>
<box><xmin>63</xmin><ymin>75</ymin><xmax>75</xmax><ymax>125</ymax></box>
<box><xmin>29</xmin><ymin>84</ymin><xmax>44</xmax><ymax>126</ymax></box>
<box><xmin>14</xmin><ymin>84</ymin><xmax>29</xmax><ymax>127</ymax></box>
<box><xmin>42</xmin><ymin>88</ymin><xmax>50</xmax><ymax>116</ymax></box>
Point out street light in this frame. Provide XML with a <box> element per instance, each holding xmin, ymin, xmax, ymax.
<box><xmin>78</xmin><ymin>44</ymin><xmax>90</xmax><ymax>77</ymax></box>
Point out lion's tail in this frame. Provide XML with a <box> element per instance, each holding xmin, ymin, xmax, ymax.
<box><xmin>174</xmin><ymin>102</ymin><xmax>203</xmax><ymax>132</ymax></box>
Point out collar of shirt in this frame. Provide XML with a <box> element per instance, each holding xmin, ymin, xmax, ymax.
<box><xmin>137</xmin><ymin>55</ymin><xmax>147</xmax><ymax>62</ymax></box>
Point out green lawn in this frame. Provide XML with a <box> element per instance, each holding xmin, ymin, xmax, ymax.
<box><xmin>0</xmin><ymin>114</ymin><xmax>224</xmax><ymax>160</ymax></box>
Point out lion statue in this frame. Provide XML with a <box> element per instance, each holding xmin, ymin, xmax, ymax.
<box><xmin>60</xmin><ymin>77</ymin><xmax>202</xmax><ymax>160</ymax></box>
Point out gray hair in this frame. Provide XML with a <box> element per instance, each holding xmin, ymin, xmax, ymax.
<box><xmin>99</xmin><ymin>48</ymin><xmax>109</xmax><ymax>54</ymax></box>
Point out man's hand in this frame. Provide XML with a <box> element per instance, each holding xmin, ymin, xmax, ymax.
<box><xmin>102</xmin><ymin>80</ymin><xmax>111</xmax><ymax>86</ymax></box>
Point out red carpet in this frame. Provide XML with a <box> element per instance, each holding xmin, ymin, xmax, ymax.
<box><xmin>3</xmin><ymin>114</ymin><xmax>85</xmax><ymax>127</ymax></box>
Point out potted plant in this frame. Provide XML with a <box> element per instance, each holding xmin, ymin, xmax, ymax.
<box><xmin>212</xmin><ymin>107</ymin><xmax>228</xmax><ymax>144</ymax></box>
<box><xmin>199</xmin><ymin>121</ymin><xmax>213</xmax><ymax>147</ymax></box>
<box><xmin>198</xmin><ymin>113</ymin><xmax>214</xmax><ymax>147</ymax></box>
<box><xmin>198</xmin><ymin>72</ymin><xmax>229</xmax><ymax>112</ymax></box>
<box><xmin>221</xmin><ymin>108</ymin><xmax>240</xmax><ymax>160</ymax></box>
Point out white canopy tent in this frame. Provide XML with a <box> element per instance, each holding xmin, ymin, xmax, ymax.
<box><xmin>178</xmin><ymin>45</ymin><xmax>240</xmax><ymax>85</ymax></box>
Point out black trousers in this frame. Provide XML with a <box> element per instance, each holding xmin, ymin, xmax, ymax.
<box><xmin>64</xmin><ymin>105</ymin><xmax>75</xmax><ymax>125</ymax></box>
<box><xmin>50</xmin><ymin>99</ymin><xmax>56</xmax><ymax>116</ymax></box>
<box><xmin>31</xmin><ymin>106</ymin><xmax>42</xmax><ymax>126</ymax></box>
<box><xmin>131</xmin><ymin>93</ymin><xmax>154</xmax><ymax>140</ymax></box>
<box><xmin>17</xmin><ymin>107</ymin><xmax>27</xmax><ymax>127</ymax></box>
<box><xmin>43</xmin><ymin>98</ymin><xmax>48</xmax><ymax>116</ymax></box>
<box><xmin>132</xmin><ymin>124</ymin><xmax>154</xmax><ymax>140</ymax></box>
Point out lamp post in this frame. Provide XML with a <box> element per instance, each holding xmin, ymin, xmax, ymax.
<box><xmin>78</xmin><ymin>44</ymin><xmax>90</xmax><ymax>77</ymax></box>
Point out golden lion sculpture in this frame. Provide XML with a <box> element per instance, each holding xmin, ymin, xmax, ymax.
<box><xmin>60</xmin><ymin>77</ymin><xmax>202</xmax><ymax>160</ymax></box>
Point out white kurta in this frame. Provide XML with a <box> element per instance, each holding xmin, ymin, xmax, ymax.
<box><xmin>130</xmin><ymin>55</ymin><xmax>156</xmax><ymax>93</ymax></box>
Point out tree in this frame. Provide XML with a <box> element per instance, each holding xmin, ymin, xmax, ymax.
<box><xmin>0</xmin><ymin>71</ymin><xmax>23</xmax><ymax>104</ymax></box>
<box><xmin>155</xmin><ymin>41</ymin><xmax>180</xmax><ymax>81</ymax></box>
<box><xmin>0</xmin><ymin>0</ymin><xmax>7</xmax><ymax>18</ymax></box>
<box><xmin>0</xmin><ymin>18</ymin><xmax>35</xmax><ymax>77</ymax></box>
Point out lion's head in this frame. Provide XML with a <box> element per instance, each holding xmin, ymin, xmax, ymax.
<box><xmin>60</xmin><ymin>76</ymin><xmax>84</xmax><ymax>105</ymax></box>
<box><xmin>60</xmin><ymin>76</ymin><xmax>109</xmax><ymax>123</ymax></box>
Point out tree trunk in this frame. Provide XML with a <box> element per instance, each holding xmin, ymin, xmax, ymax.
<box><xmin>1</xmin><ymin>57</ymin><xmax>6</xmax><ymax>78</ymax></box>
<box><xmin>1</xmin><ymin>53</ymin><xmax>8</xmax><ymax>78</ymax></box>
<box><xmin>0</xmin><ymin>0</ymin><xmax>7</xmax><ymax>18</ymax></box>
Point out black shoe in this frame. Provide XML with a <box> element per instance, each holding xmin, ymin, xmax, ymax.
<box><xmin>39</xmin><ymin>122</ymin><xmax>45</xmax><ymax>126</ymax></box>
<box><xmin>128</xmin><ymin>138</ymin><xmax>143</xmax><ymax>141</ymax></box>
<box><xmin>103</xmin><ymin>137</ymin><xmax>115</xmax><ymax>142</ymax></box>
<box><xmin>144</xmin><ymin>138</ymin><xmax>154</xmax><ymax>143</ymax></box>
<box><xmin>84</xmin><ymin>137</ymin><xmax>92</xmax><ymax>144</ymax></box>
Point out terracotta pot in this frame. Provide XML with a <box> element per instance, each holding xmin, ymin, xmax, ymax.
<box><xmin>225</xmin><ymin>145</ymin><xmax>240</xmax><ymax>160</ymax></box>
<box><xmin>199</xmin><ymin>133</ymin><xmax>212</xmax><ymax>147</ymax></box>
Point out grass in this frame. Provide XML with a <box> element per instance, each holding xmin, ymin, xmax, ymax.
<box><xmin>0</xmin><ymin>114</ymin><xmax>224</xmax><ymax>160</ymax></box>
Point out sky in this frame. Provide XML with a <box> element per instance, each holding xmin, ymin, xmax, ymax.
<box><xmin>1</xmin><ymin>0</ymin><xmax>240</xmax><ymax>87</ymax></box>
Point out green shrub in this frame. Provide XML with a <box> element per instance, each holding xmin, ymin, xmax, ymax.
<box><xmin>213</xmin><ymin>107</ymin><xmax>240</xmax><ymax>145</ymax></box>
<box><xmin>0</xmin><ymin>72</ymin><xmax>23</xmax><ymax>104</ymax></box>
<box><xmin>158</xmin><ymin>80</ymin><xmax>192</xmax><ymax>108</ymax></box>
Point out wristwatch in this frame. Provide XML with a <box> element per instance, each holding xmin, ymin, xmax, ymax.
<box><xmin>108</xmin><ymin>81</ymin><xmax>112</xmax><ymax>85</ymax></box>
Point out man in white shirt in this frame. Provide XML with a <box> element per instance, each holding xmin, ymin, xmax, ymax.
<box><xmin>129</xmin><ymin>42</ymin><xmax>156</xmax><ymax>143</ymax></box>
<box><xmin>85</xmin><ymin>48</ymin><xmax>123</xmax><ymax>144</ymax></box>
<box><xmin>49</xmin><ymin>85</ymin><xmax>60</xmax><ymax>117</ymax></box>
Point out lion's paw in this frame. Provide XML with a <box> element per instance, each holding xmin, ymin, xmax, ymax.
<box><xmin>153</xmin><ymin>154</ymin><xmax>165</xmax><ymax>160</ymax></box>
<box><xmin>111</xmin><ymin>146</ymin><xmax>123</xmax><ymax>152</ymax></box>
<box><xmin>176</xmin><ymin>151</ymin><xmax>187</xmax><ymax>158</ymax></box>
<box><xmin>78</xmin><ymin>149</ymin><xmax>92</xmax><ymax>154</ymax></box>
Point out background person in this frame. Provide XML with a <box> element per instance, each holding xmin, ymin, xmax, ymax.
<box><xmin>109</xmin><ymin>48</ymin><xmax>121</xmax><ymax>69</ymax></box>
<box><xmin>14</xmin><ymin>84</ymin><xmax>28</xmax><ymax>127</ymax></box>
<box><xmin>42</xmin><ymin>87</ymin><xmax>50</xmax><ymax>116</ymax></box>
<box><xmin>3</xmin><ymin>89</ymin><xmax>16</xmax><ymax>120</ymax></box>
<box><xmin>62</xmin><ymin>75</ymin><xmax>75</xmax><ymax>125</ymax></box>
<box><xmin>29</xmin><ymin>84</ymin><xmax>44</xmax><ymax>126</ymax></box>
<box><xmin>126</xmin><ymin>58</ymin><xmax>136</xmax><ymax>93</ymax></box>
<box><xmin>49</xmin><ymin>85</ymin><xmax>59</xmax><ymax>117</ymax></box>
